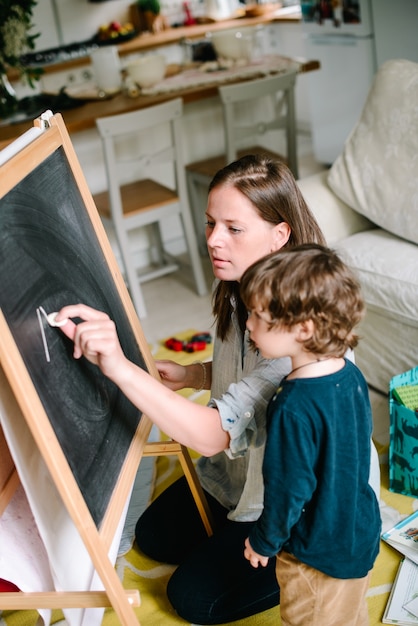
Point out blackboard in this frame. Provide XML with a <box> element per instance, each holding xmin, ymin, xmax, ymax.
<box><xmin>0</xmin><ymin>145</ymin><xmax>146</xmax><ymax>527</ymax></box>
<box><xmin>0</xmin><ymin>148</ymin><xmax>144</xmax><ymax>525</ymax></box>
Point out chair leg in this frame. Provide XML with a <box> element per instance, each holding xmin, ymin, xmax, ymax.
<box><xmin>148</xmin><ymin>222</ymin><xmax>166</xmax><ymax>266</ymax></box>
<box><xmin>179</xmin><ymin>201</ymin><xmax>208</xmax><ymax>297</ymax></box>
<box><xmin>114</xmin><ymin>224</ymin><xmax>148</xmax><ymax>319</ymax></box>
<box><xmin>186</xmin><ymin>170</ymin><xmax>210</xmax><ymax>257</ymax></box>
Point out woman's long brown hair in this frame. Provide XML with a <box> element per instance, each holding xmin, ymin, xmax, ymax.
<box><xmin>209</xmin><ymin>155</ymin><xmax>326</xmax><ymax>341</ymax></box>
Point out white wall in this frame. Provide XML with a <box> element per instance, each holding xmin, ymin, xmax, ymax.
<box><xmin>370</xmin><ymin>0</ymin><xmax>418</xmax><ymax>67</ymax></box>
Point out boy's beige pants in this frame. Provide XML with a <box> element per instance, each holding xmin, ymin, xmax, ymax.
<box><xmin>276</xmin><ymin>550</ymin><xmax>371</xmax><ymax>626</ymax></box>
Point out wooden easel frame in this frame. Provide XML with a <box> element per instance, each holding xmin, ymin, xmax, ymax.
<box><xmin>0</xmin><ymin>112</ymin><xmax>213</xmax><ymax>625</ymax></box>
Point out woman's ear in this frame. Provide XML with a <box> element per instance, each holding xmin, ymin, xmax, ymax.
<box><xmin>271</xmin><ymin>222</ymin><xmax>291</xmax><ymax>252</ymax></box>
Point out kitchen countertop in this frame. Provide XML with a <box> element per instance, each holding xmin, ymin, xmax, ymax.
<box><xmin>0</xmin><ymin>51</ymin><xmax>318</xmax><ymax>149</ymax></box>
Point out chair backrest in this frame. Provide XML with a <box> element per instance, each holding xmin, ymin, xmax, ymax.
<box><xmin>218</xmin><ymin>69</ymin><xmax>298</xmax><ymax>172</ymax></box>
<box><xmin>96</xmin><ymin>97</ymin><xmax>187</xmax><ymax>219</ymax></box>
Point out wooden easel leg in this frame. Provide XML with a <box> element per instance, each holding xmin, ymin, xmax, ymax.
<box><xmin>177</xmin><ymin>443</ymin><xmax>214</xmax><ymax>536</ymax></box>
<box><xmin>0</xmin><ymin>589</ymin><xmax>139</xmax><ymax>610</ymax></box>
<box><xmin>143</xmin><ymin>440</ymin><xmax>214</xmax><ymax>535</ymax></box>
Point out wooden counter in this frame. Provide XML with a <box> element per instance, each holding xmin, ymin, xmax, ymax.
<box><xmin>0</xmin><ymin>52</ymin><xmax>318</xmax><ymax>150</ymax></box>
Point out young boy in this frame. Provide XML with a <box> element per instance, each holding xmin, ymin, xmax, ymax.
<box><xmin>240</xmin><ymin>244</ymin><xmax>381</xmax><ymax>626</ymax></box>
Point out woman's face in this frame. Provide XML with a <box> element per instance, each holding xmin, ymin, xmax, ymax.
<box><xmin>205</xmin><ymin>185</ymin><xmax>290</xmax><ymax>282</ymax></box>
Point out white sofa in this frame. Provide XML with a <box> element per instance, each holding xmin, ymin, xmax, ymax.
<box><xmin>298</xmin><ymin>59</ymin><xmax>418</xmax><ymax>395</ymax></box>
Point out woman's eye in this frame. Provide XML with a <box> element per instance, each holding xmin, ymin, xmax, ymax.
<box><xmin>229</xmin><ymin>226</ymin><xmax>242</xmax><ymax>234</ymax></box>
<box><xmin>205</xmin><ymin>220</ymin><xmax>214</xmax><ymax>228</ymax></box>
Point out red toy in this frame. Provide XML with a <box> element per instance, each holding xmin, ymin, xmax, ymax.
<box><xmin>164</xmin><ymin>337</ymin><xmax>184</xmax><ymax>351</ymax></box>
<box><xmin>165</xmin><ymin>332</ymin><xmax>212</xmax><ymax>353</ymax></box>
<box><xmin>183</xmin><ymin>341</ymin><xmax>207</xmax><ymax>353</ymax></box>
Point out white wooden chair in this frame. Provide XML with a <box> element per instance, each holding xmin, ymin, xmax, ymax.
<box><xmin>93</xmin><ymin>98</ymin><xmax>207</xmax><ymax>318</ymax></box>
<box><xmin>185</xmin><ymin>69</ymin><xmax>299</xmax><ymax>253</ymax></box>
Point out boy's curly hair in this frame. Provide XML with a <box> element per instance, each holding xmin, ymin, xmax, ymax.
<box><xmin>240</xmin><ymin>244</ymin><xmax>365</xmax><ymax>357</ymax></box>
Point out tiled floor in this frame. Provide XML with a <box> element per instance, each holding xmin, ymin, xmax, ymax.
<box><xmin>138</xmin><ymin>131</ymin><xmax>390</xmax><ymax>450</ymax></box>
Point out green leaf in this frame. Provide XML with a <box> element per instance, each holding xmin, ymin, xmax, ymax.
<box><xmin>137</xmin><ymin>0</ymin><xmax>161</xmax><ymax>15</ymax></box>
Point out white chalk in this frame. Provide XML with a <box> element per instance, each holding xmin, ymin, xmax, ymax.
<box><xmin>36</xmin><ymin>308</ymin><xmax>50</xmax><ymax>363</ymax></box>
<box><xmin>46</xmin><ymin>311</ymin><xmax>69</xmax><ymax>327</ymax></box>
<box><xmin>38</xmin><ymin>306</ymin><xmax>69</xmax><ymax>328</ymax></box>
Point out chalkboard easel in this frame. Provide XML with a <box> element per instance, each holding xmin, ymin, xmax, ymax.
<box><xmin>0</xmin><ymin>112</ymin><xmax>213</xmax><ymax>626</ymax></box>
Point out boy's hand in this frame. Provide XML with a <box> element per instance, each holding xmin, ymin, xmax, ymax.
<box><xmin>56</xmin><ymin>304</ymin><xmax>127</xmax><ymax>381</ymax></box>
<box><xmin>244</xmin><ymin>537</ymin><xmax>269</xmax><ymax>569</ymax></box>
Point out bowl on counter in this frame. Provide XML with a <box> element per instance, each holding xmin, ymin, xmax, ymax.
<box><xmin>244</xmin><ymin>2</ymin><xmax>281</xmax><ymax>17</ymax></box>
<box><xmin>125</xmin><ymin>54</ymin><xmax>166</xmax><ymax>88</ymax></box>
<box><xmin>210</xmin><ymin>27</ymin><xmax>257</xmax><ymax>62</ymax></box>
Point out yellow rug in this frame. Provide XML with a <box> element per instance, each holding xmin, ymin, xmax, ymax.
<box><xmin>108</xmin><ymin>454</ymin><xmax>415</xmax><ymax>626</ymax></box>
<box><xmin>1</xmin><ymin>332</ymin><xmax>415</xmax><ymax>625</ymax></box>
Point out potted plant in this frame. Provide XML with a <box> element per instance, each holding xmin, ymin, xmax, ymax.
<box><xmin>130</xmin><ymin>0</ymin><xmax>167</xmax><ymax>34</ymax></box>
<box><xmin>0</xmin><ymin>1</ymin><xmax>41</xmax><ymax>117</ymax></box>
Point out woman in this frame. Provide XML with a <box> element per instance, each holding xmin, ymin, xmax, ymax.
<box><xmin>135</xmin><ymin>155</ymin><xmax>326</xmax><ymax>623</ymax></box>
<box><xmin>57</xmin><ymin>155</ymin><xmax>326</xmax><ymax>624</ymax></box>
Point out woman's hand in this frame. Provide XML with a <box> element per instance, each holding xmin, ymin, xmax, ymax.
<box><xmin>56</xmin><ymin>304</ymin><xmax>128</xmax><ymax>382</ymax></box>
<box><xmin>155</xmin><ymin>359</ymin><xmax>189</xmax><ymax>391</ymax></box>
<box><xmin>156</xmin><ymin>359</ymin><xmax>211</xmax><ymax>391</ymax></box>
<box><xmin>244</xmin><ymin>537</ymin><xmax>269</xmax><ymax>569</ymax></box>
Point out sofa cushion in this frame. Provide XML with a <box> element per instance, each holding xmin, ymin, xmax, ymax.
<box><xmin>336</xmin><ymin>229</ymin><xmax>418</xmax><ymax>392</ymax></box>
<box><xmin>297</xmin><ymin>170</ymin><xmax>373</xmax><ymax>244</ymax></box>
<box><xmin>328</xmin><ymin>59</ymin><xmax>418</xmax><ymax>245</ymax></box>
<box><xmin>336</xmin><ymin>229</ymin><xmax>418</xmax><ymax>322</ymax></box>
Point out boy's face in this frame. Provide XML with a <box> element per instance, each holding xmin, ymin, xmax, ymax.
<box><xmin>246</xmin><ymin>307</ymin><xmax>299</xmax><ymax>360</ymax></box>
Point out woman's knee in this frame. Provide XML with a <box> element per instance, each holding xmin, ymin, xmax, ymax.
<box><xmin>166</xmin><ymin>537</ymin><xmax>280</xmax><ymax>625</ymax></box>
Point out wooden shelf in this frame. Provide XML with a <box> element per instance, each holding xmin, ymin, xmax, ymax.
<box><xmin>7</xmin><ymin>10</ymin><xmax>300</xmax><ymax>79</ymax></box>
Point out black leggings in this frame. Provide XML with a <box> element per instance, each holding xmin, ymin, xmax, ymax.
<box><xmin>135</xmin><ymin>476</ymin><xmax>280</xmax><ymax>625</ymax></box>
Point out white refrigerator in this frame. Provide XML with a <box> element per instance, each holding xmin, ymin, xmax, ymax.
<box><xmin>301</xmin><ymin>0</ymin><xmax>377</xmax><ymax>164</ymax></box>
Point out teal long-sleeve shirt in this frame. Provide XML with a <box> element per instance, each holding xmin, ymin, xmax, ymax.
<box><xmin>248</xmin><ymin>359</ymin><xmax>381</xmax><ymax>579</ymax></box>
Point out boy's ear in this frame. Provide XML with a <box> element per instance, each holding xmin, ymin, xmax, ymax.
<box><xmin>296</xmin><ymin>319</ymin><xmax>315</xmax><ymax>341</ymax></box>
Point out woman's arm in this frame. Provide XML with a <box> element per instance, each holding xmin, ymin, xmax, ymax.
<box><xmin>156</xmin><ymin>359</ymin><xmax>212</xmax><ymax>391</ymax></box>
<box><xmin>56</xmin><ymin>304</ymin><xmax>228</xmax><ymax>456</ymax></box>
